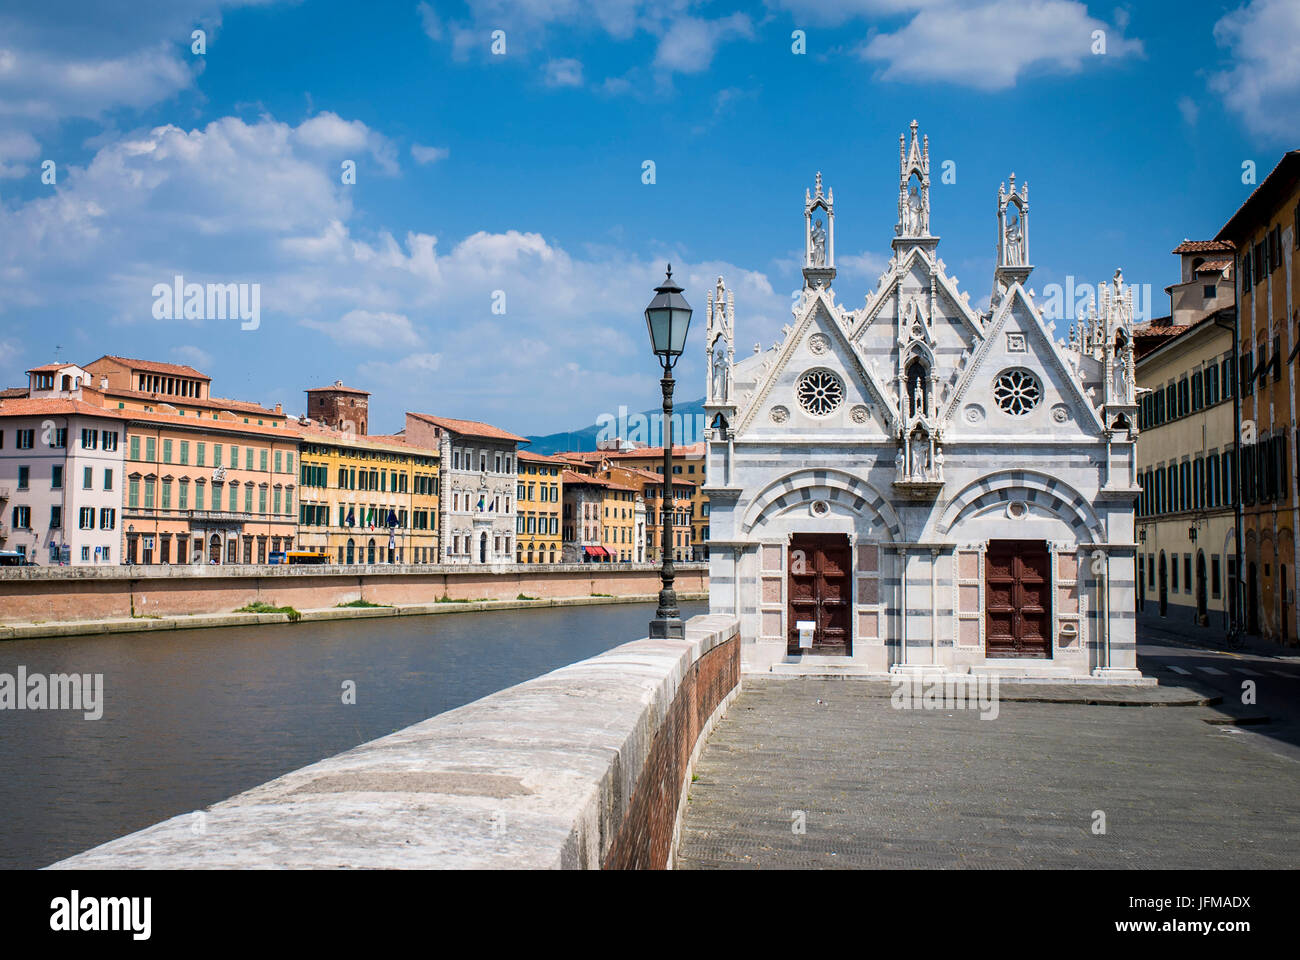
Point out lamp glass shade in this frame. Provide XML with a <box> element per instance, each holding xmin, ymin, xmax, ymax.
<box><xmin>644</xmin><ymin>268</ymin><xmax>693</xmax><ymax>360</ymax></box>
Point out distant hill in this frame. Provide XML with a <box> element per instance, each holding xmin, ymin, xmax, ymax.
<box><xmin>526</xmin><ymin>397</ymin><xmax>708</xmax><ymax>454</ymax></box>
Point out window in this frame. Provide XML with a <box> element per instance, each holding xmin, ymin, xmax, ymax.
<box><xmin>81</xmin><ymin>429</ymin><xmax>98</xmax><ymax>449</ymax></box>
<box><xmin>196</xmin><ymin>442</ymin><xmax>206</xmax><ymax>467</ymax></box>
<box><xmin>144</xmin><ymin>477</ymin><xmax>155</xmax><ymax>508</ymax></box>
<box><xmin>797</xmin><ymin>368</ymin><xmax>846</xmax><ymax>416</ymax></box>
<box><xmin>104</xmin><ymin>469</ymin><xmax>113</xmax><ymax>491</ymax></box>
<box><xmin>179</xmin><ymin>480</ymin><xmax>189</xmax><ymax>510</ymax></box>
<box><xmin>14</xmin><ymin>506</ymin><xmax>31</xmax><ymax>529</ymax></box>
<box><xmin>180</xmin><ymin>441</ymin><xmax>189</xmax><ymax>465</ymax></box>
<box><xmin>1178</xmin><ymin>378</ymin><xmax>1189</xmax><ymax>416</ymax></box>
<box><xmin>163</xmin><ymin>439</ymin><xmax>173</xmax><ymax>463</ymax></box>
<box><xmin>1241</xmin><ymin>350</ymin><xmax>1254</xmax><ymax>396</ymax></box>
<box><xmin>50</xmin><ymin>505</ymin><xmax>61</xmax><ymax>529</ymax></box>
<box><xmin>51</xmin><ymin>465</ymin><xmax>62</xmax><ymax>489</ymax></box>
<box><xmin>79</xmin><ymin>507</ymin><xmax>94</xmax><ymax>529</ymax></box>
<box><xmin>1211</xmin><ymin>554</ymin><xmax>1221</xmax><ymax>599</ymax></box>
<box><xmin>83</xmin><ymin>466</ymin><xmax>93</xmax><ymax>489</ymax></box>
<box><xmin>51</xmin><ymin>428</ymin><xmax>66</xmax><ymax>449</ymax></box>
<box><xmin>146</xmin><ymin>437</ymin><xmax>156</xmax><ymax>462</ymax></box>
<box><xmin>161</xmin><ymin>479</ymin><xmax>171</xmax><ymax>509</ymax></box>
<box><xmin>1203</xmin><ymin>284</ymin><xmax>1216</xmax><ymax>299</ymax></box>
<box><xmin>17</xmin><ymin>429</ymin><xmax>34</xmax><ymax>450</ymax></box>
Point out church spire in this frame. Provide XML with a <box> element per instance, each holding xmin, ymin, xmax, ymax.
<box><xmin>992</xmin><ymin>171</ymin><xmax>1031</xmax><ymax>302</ymax></box>
<box><xmin>894</xmin><ymin>120</ymin><xmax>934</xmax><ymax>253</ymax></box>
<box><xmin>803</xmin><ymin>171</ymin><xmax>835</xmax><ymax>291</ymax></box>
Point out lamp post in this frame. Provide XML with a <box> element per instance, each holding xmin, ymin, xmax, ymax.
<box><xmin>644</xmin><ymin>264</ymin><xmax>693</xmax><ymax>639</ymax></box>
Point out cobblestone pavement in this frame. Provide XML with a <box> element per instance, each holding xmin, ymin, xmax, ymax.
<box><xmin>677</xmin><ymin>670</ymin><xmax>1300</xmax><ymax>869</ymax></box>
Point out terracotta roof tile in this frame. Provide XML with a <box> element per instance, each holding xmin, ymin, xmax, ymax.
<box><xmin>90</xmin><ymin>355</ymin><xmax>211</xmax><ymax>379</ymax></box>
<box><xmin>1171</xmin><ymin>239</ymin><xmax>1235</xmax><ymax>254</ymax></box>
<box><xmin>407</xmin><ymin>412</ymin><xmax>528</xmax><ymax>444</ymax></box>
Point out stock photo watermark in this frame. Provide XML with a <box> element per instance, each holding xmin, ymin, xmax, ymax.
<box><xmin>152</xmin><ymin>274</ymin><xmax>260</xmax><ymax>330</ymax></box>
<box><xmin>890</xmin><ymin>675</ymin><xmax>1000</xmax><ymax>720</ymax></box>
<box><xmin>0</xmin><ymin>667</ymin><xmax>103</xmax><ymax>719</ymax></box>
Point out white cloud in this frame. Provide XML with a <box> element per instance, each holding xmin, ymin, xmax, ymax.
<box><xmin>295</xmin><ymin>111</ymin><xmax>398</xmax><ymax>174</ymax></box>
<box><xmin>411</xmin><ymin>143</ymin><xmax>449</xmax><ymax>164</ymax></box>
<box><xmin>302</xmin><ymin>310</ymin><xmax>424</xmax><ymax>349</ymax></box>
<box><xmin>543</xmin><ymin>58</ymin><xmax>584</xmax><ymax>87</ymax></box>
<box><xmin>1177</xmin><ymin>95</ymin><xmax>1198</xmax><ymax>127</ymax></box>
<box><xmin>861</xmin><ymin>1</ymin><xmax>1142</xmax><ymax>90</ymax></box>
<box><xmin>170</xmin><ymin>344</ymin><xmax>214</xmax><ymax>369</ymax></box>
<box><xmin>0</xmin><ymin>128</ymin><xmax>39</xmax><ymax>178</ymax></box>
<box><xmin>0</xmin><ymin>109</ymin><xmax>791</xmax><ymax>430</ymax></box>
<box><xmin>654</xmin><ymin>14</ymin><xmax>754</xmax><ymax>75</ymax></box>
<box><xmin>1209</xmin><ymin>0</ymin><xmax>1300</xmax><ymax>143</ymax></box>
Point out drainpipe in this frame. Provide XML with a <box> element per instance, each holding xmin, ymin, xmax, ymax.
<box><xmin>1214</xmin><ymin>299</ymin><xmax>1244</xmax><ymax>634</ymax></box>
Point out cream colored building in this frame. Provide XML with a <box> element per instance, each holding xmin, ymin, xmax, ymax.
<box><xmin>1134</xmin><ymin>241</ymin><xmax>1237</xmax><ymax>631</ymax></box>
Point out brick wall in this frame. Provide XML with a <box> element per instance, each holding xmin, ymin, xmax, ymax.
<box><xmin>603</xmin><ymin>630</ymin><xmax>740</xmax><ymax>869</ymax></box>
<box><xmin>0</xmin><ymin>564</ymin><xmax>709</xmax><ymax>624</ymax></box>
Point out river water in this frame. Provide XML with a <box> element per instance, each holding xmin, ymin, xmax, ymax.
<box><xmin>0</xmin><ymin>599</ymin><xmax>706</xmax><ymax>869</ymax></box>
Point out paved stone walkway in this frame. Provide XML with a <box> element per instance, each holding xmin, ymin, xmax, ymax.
<box><xmin>677</xmin><ymin>677</ymin><xmax>1300</xmax><ymax>869</ymax></box>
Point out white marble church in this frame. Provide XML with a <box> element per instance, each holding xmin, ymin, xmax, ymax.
<box><xmin>704</xmin><ymin>122</ymin><xmax>1143</xmax><ymax>681</ymax></box>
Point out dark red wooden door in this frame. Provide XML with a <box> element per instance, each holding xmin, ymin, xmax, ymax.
<box><xmin>985</xmin><ymin>539</ymin><xmax>1051</xmax><ymax>658</ymax></box>
<box><xmin>787</xmin><ymin>534</ymin><xmax>852</xmax><ymax>655</ymax></box>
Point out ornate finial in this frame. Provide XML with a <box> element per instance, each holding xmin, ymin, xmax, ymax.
<box><xmin>665</xmin><ymin>263</ymin><xmax>673</xmax><ymax>280</ymax></box>
<box><xmin>910</xmin><ymin>119</ymin><xmax>918</xmax><ymax>132</ymax></box>
<box><xmin>815</xmin><ymin>171</ymin><xmax>823</xmax><ymax>197</ymax></box>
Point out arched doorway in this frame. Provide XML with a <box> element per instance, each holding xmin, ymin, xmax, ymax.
<box><xmin>479</xmin><ymin>533</ymin><xmax>488</xmax><ymax>564</ymax></box>
<box><xmin>346</xmin><ymin>538</ymin><xmax>355</xmax><ymax>564</ymax></box>
<box><xmin>209</xmin><ymin>534</ymin><xmax>221</xmax><ymax>564</ymax></box>
<box><xmin>367</xmin><ymin>538</ymin><xmax>376</xmax><ymax>564</ymax></box>
<box><xmin>1195</xmin><ymin>551</ymin><xmax>1207</xmax><ymax>624</ymax></box>
<box><xmin>1248</xmin><ymin>562</ymin><xmax>1259</xmax><ymax>634</ymax></box>
<box><xmin>1158</xmin><ymin>552</ymin><xmax>1168</xmax><ymax>617</ymax></box>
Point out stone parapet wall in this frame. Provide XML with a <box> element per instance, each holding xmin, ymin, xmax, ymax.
<box><xmin>0</xmin><ymin>563</ymin><xmax>708</xmax><ymax>624</ymax></box>
<box><xmin>51</xmin><ymin>613</ymin><xmax>740</xmax><ymax>870</ymax></box>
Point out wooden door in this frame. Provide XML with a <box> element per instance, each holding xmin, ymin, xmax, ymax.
<box><xmin>787</xmin><ymin>534</ymin><xmax>852</xmax><ymax>655</ymax></box>
<box><xmin>985</xmin><ymin>539</ymin><xmax>1051</xmax><ymax>659</ymax></box>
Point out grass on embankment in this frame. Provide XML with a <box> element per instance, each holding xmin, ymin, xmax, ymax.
<box><xmin>336</xmin><ymin>599</ymin><xmax>390</xmax><ymax>608</ymax></box>
<box><xmin>235</xmin><ymin>601</ymin><xmax>302</xmax><ymax>622</ymax></box>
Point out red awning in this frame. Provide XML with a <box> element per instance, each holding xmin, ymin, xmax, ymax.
<box><xmin>584</xmin><ymin>546</ymin><xmax>604</xmax><ymax>558</ymax></box>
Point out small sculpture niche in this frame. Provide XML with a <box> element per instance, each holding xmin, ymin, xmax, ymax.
<box><xmin>906</xmin><ymin>358</ymin><xmax>929</xmax><ymax>418</ymax></box>
<box><xmin>810</xmin><ymin>218</ymin><xmax>827</xmax><ymax>267</ymax></box>
<box><xmin>1004</xmin><ymin>201</ymin><xmax>1024</xmax><ymax>266</ymax></box>
<box><xmin>903</xmin><ymin>173</ymin><xmax>925</xmax><ymax>236</ymax></box>
<box><xmin>711</xmin><ymin>338</ymin><xmax>729</xmax><ymax>401</ymax></box>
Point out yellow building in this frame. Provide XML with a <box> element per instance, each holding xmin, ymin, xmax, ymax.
<box><xmin>600</xmin><ymin>481</ymin><xmax>642</xmax><ymax>563</ymax></box>
<box><xmin>1134</xmin><ymin>240</ymin><xmax>1236</xmax><ymax>632</ymax></box>
<box><xmin>516</xmin><ymin>451</ymin><xmax>565</xmax><ymax>563</ymax></box>
<box><xmin>1215</xmin><ymin>149</ymin><xmax>1300</xmax><ymax>644</ymax></box>
<box><xmin>291</xmin><ymin>421</ymin><xmax>440</xmax><ymax>565</ymax></box>
<box><xmin>561</xmin><ymin>442</ymin><xmax>709</xmax><ymax>558</ymax></box>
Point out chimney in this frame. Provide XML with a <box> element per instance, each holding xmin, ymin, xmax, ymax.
<box><xmin>274</xmin><ymin>403</ymin><xmax>283</xmax><ymax>415</ymax></box>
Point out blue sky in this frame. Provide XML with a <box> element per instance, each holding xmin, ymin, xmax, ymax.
<box><xmin>0</xmin><ymin>0</ymin><xmax>1296</xmax><ymax>435</ymax></box>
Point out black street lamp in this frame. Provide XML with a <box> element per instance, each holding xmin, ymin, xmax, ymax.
<box><xmin>644</xmin><ymin>264</ymin><xmax>693</xmax><ymax>639</ymax></box>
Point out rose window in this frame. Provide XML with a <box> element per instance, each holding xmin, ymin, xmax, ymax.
<box><xmin>992</xmin><ymin>368</ymin><xmax>1042</xmax><ymax>416</ymax></box>
<box><xmin>796</xmin><ymin>369</ymin><xmax>844</xmax><ymax>416</ymax></box>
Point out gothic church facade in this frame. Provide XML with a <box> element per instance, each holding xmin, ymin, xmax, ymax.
<box><xmin>705</xmin><ymin>122</ymin><xmax>1142</xmax><ymax>680</ymax></box>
